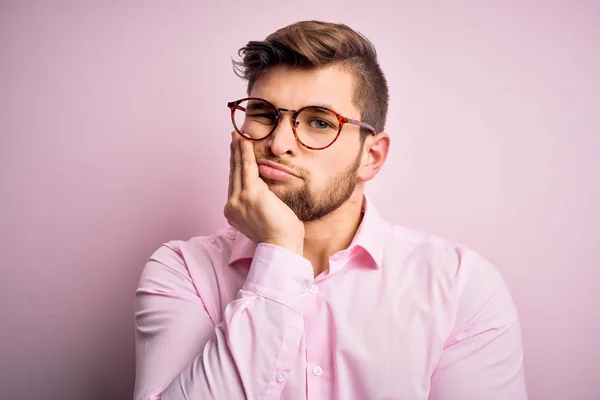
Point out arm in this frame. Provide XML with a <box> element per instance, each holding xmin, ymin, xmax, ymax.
<box><xmin>134</xmin><ymin>242</ymin><xmax>313</xmax><ymax>400</ymax></box>
<box><xmin>429</xmin><ymin>254</ymin><xmax>528</xmax><ymax>400</ymax></box>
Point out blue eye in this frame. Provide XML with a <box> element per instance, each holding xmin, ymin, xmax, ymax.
<box><xmin>309</xmin><ymin>119</ymin><xmax>332</xmax><ymax>130</ymax></box>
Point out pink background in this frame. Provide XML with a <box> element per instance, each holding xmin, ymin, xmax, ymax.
<box><xmin>1</xmin><ymin>1</ymin><xmax>598</xmax><ymax>399</ymax></box>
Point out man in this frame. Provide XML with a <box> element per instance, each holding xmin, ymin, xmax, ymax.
<box><xmin>134</xmin><ymin>20</ymin><xmax>527</xmax><ymax>400</ymax></box>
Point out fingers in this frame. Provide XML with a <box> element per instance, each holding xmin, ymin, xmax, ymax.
<box><xmin>228</xmin><ymin>139</ymin><xmax>234</xmax><ymax>198</ymax></box>
<box><xmin>239</xmin><ymin>133</ymin><xmax>259</xmax><ymax>189</ymax></box>
<box><xmin>229</xmin><ymin>130</ymin><xmax>259</xmax><ymax>201</ymax></box>
<box><xmin>231</xmin><ymin>131</ymin><xmax>242</xmax><ymax>198</ymax></box>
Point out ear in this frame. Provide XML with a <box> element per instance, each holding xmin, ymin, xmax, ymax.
<box><xmin>358</xmin><ymin>132</ymin><xmax>390</xmax><ymax>183</ymax></box>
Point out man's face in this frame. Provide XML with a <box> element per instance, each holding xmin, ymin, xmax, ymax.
<box><xmin>249</xmin><ymin>65</ymin><xmax>365</xmax><ymax>222</ymax></box>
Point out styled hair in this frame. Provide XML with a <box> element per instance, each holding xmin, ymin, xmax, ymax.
<box><xmin>233</xmin><ymin>20</ymin><xmax>389</xmax><ymax>136</ymax></box>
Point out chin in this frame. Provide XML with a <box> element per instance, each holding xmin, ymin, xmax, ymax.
<box><xmin>267</xmin><ymin>182</ymin><xmax>291</xmax><ymax>196</ymax></box>
<box><xmin>268</xmin><ymin>182</ymin><xmax>301</xmax><ymax>201</ymax></box>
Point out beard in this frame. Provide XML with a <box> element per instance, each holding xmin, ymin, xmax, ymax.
<box><xmin>259</xmin><ymin>152</ymin><xmax>362</xmax><ymax>222</ymax></box>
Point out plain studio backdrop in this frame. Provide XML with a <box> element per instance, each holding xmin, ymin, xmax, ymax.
<box><xmin>1</xmin><ymin>1</ymin><xmax>598</xmax><ymax>399</ymax></box>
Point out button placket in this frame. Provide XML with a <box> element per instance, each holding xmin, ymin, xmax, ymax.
<box><xmin>301</xmin><ymin>281</ymin><xmax>320</xmax><ymax>295</ymax></box>
<box><xmin>301</xmin><ymin>281</ymin><xmax>309</xmax><ymax>292</ymax></box>
<box><xmin>275</xmin><ymin>372</ymin><xmax>286</xmax><ymax>382</ymax></box>
<box><xmin>312</xmin><ymin>365</ymin><xmax>323</xmax><ymax>376</ymax></box>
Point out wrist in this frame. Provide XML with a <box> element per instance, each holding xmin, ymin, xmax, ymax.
<box><xmin>263</xmin><ymin>237</ymin><xmax>304</xmax><ymax>256</ymax></box>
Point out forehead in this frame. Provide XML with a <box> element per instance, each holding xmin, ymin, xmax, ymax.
<box><xmin>249</xmin><ymin>65</ymin><xmax>359</xmax><ymax>117</ymax></box>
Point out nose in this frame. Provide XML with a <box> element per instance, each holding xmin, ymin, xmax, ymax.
<box><xmin>266</xmin><ymin>110</ymin><xmax>299</xmax><ymax>156</ymax></box>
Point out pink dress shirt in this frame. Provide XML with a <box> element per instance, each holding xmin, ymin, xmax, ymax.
<box><xmin>134</xmin><ymin>196</ymin><xmax>527</xmax><ymax>399</ymax></box>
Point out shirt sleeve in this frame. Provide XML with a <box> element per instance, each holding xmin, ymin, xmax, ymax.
<box><xmin>133</xmin><ymin>242</ymin><xmax>314</xmax><ymax>400</ymax></box>
<box><xmin>429</xmin><ymin>253</ymin><xmax>528</xmax><ymax>400</ymax></box>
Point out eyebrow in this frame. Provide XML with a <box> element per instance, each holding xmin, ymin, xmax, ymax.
<box><xmin>302</xmin><ymin>103</ymin><xmax>337</xmax><ymax>111</ymax></box>
<box><xmin>246</xmin><ymin>102</ymin><xmax>273</xmax><ymax>111</ymax></box>
<box><xmin>253</xmin><ymin>98</ymin><xmax>341</xmax><ymax>114</ymax></box>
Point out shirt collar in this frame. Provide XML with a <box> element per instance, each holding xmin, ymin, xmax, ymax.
<box><xmin>227</xmin><ymin>194</ymin><xmax>386</xmax><ymax>269</ymax></box>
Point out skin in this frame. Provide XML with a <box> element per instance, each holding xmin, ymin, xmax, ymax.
<box><xmin>224</xmin><ymin>65</ymin><xmax>390</xmax><ymax>276</ymax></box>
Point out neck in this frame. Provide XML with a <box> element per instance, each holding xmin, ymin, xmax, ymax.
<box><xmin>302</xmin><ymin>190</ymin><xmax>365</xmax><ymax>277</ymax></box>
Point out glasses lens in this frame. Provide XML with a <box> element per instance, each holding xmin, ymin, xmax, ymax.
<box><xmin>295</xmin><ymin>107</ymin><xmax>340</xmax><ymax>148</ymax></box>
<box><xmin>233</xmin><ymin>99</ymin><xmax>277</xmax><ymax>140</ymax></box>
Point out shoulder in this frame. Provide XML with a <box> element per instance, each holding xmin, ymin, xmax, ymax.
<box><xmin>137</xmin><ymin>227</ymin><xmax>241</xmax><ymax>323</ymax></box>
<box><xmin>138</xmin><ymin>226</ymin><xmax>239</xmax><ymax>295</ymax></box>
<box><xmin>388</xmin><ymin>221</ymin><xmax>498</xmax><ymax>272</ymax></box>
<box><xmin>384</xmin><ymin>221</ymin><xmax>510</xmax><ymax>307</ymax></box>
<box><xmin>144</xmin><ymin>227</ymin><xmax>237</xmax><ymax>271</ymax></box>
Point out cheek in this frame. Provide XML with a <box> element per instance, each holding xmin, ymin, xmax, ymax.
<box><xmin>307</xmin><ymin>161</ymin><xmax>343</xmax><ymax>188</ymax></box>
<box><xmin>252</xmin><ymin>141</ymin><xmax>268</xmax><ymax>157</ymax></box>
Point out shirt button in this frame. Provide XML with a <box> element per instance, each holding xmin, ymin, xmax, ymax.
<box><xmin>275</xmin><ymin>372</ymin><xmax>286</xmax><ymax>382</ymax></box>
<box><xmin>312</xmin><ymin>366</ymin><xmax>323</xmax><ymax>376</ymax></box>
<box><xmin>309</xmin><ymin>284</ymin><xmax>319</xmax><ymax>294</ymax></box>
<box><xmin>301</xmin><ymin>282</ymin><xmax>309</xmax><ymax>292</ymax></box>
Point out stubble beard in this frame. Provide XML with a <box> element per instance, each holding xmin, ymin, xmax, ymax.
<box><xmin>261</xmin><ymin>154</ymin><xmax>362</xmax><ymax>222</ymax></box>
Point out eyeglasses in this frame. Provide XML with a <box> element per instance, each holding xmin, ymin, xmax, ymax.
<box><xmin>227</xmin><ymin>97</ymin><xmax>376</xmax><ymax>150</ymax></box>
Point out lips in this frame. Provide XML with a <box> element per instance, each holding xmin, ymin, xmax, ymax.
<box><xmin>257</xmin><ymin>161</ymin><xmax>299</xmax><ymax>181</ymax></box>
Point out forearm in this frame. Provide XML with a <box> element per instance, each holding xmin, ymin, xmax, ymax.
<box><xmin>135</xmin><ymin>243</ymin><xmax>313</xmax><ymax>400</ymax></box>
<box><xmin>159</xmin><ymin>290</ymin><xmax>305</xmax><ymax>399</ymax></box>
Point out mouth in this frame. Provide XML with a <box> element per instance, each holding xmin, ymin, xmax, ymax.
<box><xmin>257</xmin><ymin>161</ymin><xmax>299</xmax><ymax>181</ymax></box>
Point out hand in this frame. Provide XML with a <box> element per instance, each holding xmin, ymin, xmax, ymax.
<box><xmin>224</xmin><ymin>131</ymin><xmax>305</xmax><ymax>255</ymax></box>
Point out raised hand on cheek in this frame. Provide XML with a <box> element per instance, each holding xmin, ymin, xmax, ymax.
<box><xmin>224</xmin><ymin>131</ymin><xmax>305</xmax><ymax>255</ymax></box>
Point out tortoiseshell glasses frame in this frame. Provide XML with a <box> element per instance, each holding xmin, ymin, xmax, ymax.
<box><xmin>227</xmin><ymin>97</ymin><xmax>376</xmax><ymax>150</ymax></box>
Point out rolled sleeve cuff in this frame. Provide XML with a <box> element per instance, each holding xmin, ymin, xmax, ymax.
<box><xmin>243</xmin><ymin>243</ymin><xmax>314</xmax><ymax>312</ymax></box>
